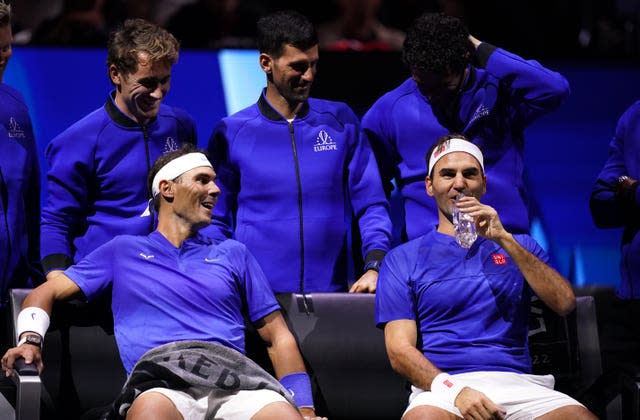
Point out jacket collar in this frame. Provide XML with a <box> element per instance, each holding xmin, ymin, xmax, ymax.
<box><xmin>257</xmin><ymin>89</ymin><xmax>310</xmax><ymax>121</ymax></box>
<box><xmin>104</xmin><ymin>90</ymin><xmax>158</xmax><ymax>128</ymax></box>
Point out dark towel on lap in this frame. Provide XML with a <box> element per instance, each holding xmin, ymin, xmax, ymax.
<box><xmin>105</xmin><ymin>340</ymin><xmax>294</xmax><ymax>419</ymax></box>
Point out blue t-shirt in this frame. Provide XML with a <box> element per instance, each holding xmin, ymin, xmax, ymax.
<box><xmin>65</xmin><ymin>231</ymin><xmax>280</xmax><ymax>373</ymax></box>
<box><xmin>376</xmin><ymin>231</ymin><xmax>547</xmax><ymax>374</ymax></box>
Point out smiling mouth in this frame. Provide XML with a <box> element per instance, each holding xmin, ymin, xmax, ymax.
<box><xmin>138</xmin><ymin>97</ymin><xmax>159</xmax><ymax>110</ymax></box>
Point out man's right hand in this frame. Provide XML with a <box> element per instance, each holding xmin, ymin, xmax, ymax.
<box><xmin>455</xmin><ymin>387</ymin><xmax>506</xmax><ymax>419</ymax></box>
<box><xmin>1</xmin><ymin>344</ymin><xmax>43</xmax><ymax>377</ymax></box>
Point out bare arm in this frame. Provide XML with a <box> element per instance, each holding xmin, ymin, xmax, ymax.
<box><xmin>256</xmin><ymin>311</ymin><xmax>306</xmax><ymax>378</ymax></box>
<box><xmin>461</xmin><ymin>197</ymin><xmax>576</xmax><ymax>316</ymax></box>
<box><xmin>384</xmin><ymin>319</ymin><xmax>440</xmax><ymax>390</ymax></box>
<box><xmin>1</xmin><ymin>272</ymin><xmax>82</xmax><ymax>375</ymax></box>
<box><xmin>385</xmin><ymin>319</ymin><xmax>505</xmax><ymax>419</ymax></box>
<box><xmin>256</xmin><ymin>311</ymin><xmax>325</xmax><ymax>419</ymax></box>
<box><xmin>45</xmin><ymin>269</ymin><xmax>64</xmax><ymax>282</ymax></box>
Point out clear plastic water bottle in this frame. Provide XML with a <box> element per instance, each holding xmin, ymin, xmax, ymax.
<box><xmin>453</xmin><ymin>192</ymin><xmax>477</xmax><ymax>248</ymax></box>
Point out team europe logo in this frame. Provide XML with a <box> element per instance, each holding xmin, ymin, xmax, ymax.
<box><xmin>7</xmin><ymin>117</ymin><xmax>25</xmax><ymax>138</ymax></box>
<box><xmin>313</xmin><ymin>130</ymin><xmax>337</xmax><ymax>152</ymax></box>
<box><xmin>469</xmin><ymin>104</ymin><xmax>490</xmax><ymax>125</ymax></box>
<box><xmin>164</xmin><ymin>137</ymin><xmax>179</xmax><ymax>153</ymax></box>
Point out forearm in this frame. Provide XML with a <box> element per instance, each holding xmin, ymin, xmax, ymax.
<box><xmin>266</xmin><ymin>333</ymin><xmax>307</xmax><ymax>379</ymax></box>
<box><xmin>23</xmin><ymin>272</ymin><xmax>81</xmax><ymax>320</ymax></box>
<box><xmin>496</xmin><ymin>234</ymin><xmax>575</xmax><ymax>316</ymax></box>
<box><xmin>387</xmin><ymin>342</ymin><xmax>441</xmax><ymax>390</ymax></box>
<box><xmin>384</xmin><ymin>321</ymin><xmax>441</xmax><ymax>390</ymax></box>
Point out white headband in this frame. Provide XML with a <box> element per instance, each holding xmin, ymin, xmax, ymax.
<box><xmin>428</xmin><ymin>138</ymin><xmax>484</xmax><ymax>176</ymax></box>
<box><xmin>152</xmin><ymin>152</ymin><xmax>212</xmax><ymax>197</ymax></box>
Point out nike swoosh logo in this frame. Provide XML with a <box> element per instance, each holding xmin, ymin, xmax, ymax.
<box><xmin>140</xmin><ymin>204</ymin><xmax>151</xmax><ymax>217</ymax></box>
<box><xmin>139</xmin><ymin>253</ymin><xmax>155</xmax><ymax>260</ymax></box>
<box><xmin>204</xmin><ymin>258</ymin><xmax>219</xmax><ymax>263</ymax></box>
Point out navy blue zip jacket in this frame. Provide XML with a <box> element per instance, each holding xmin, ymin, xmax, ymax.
<box><xmin>41</xmin><ymin>92</ymin><xmax>197</xmax><ymax>273</ymax></box>
<box><xmin>206</xmin><ymin>92</ymin><xmax>391</xmax><ymax>293</ymax></box>
<box><xmin>0</xmin><ymin>83</ymin><xmax>42</xmax><ymax>302</ymax></box>
<box><xmin>363</xmin><ymin>43</ymin><xmax>570</xmax><ymax>239</ymax></box>
<box><xmin>590</xmin><ymin>100</ymin><xmax>640</xmax><ymax>299</ymax></box>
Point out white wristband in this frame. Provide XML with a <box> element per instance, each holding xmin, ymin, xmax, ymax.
<box><xmin>16</xmin><ymin>307</ymin><xmax>50</xmax><ymax>342</ymax></box>
<box><xmin>430</xmin><ymin>372</ymin><xmax>465</xmax><ymax>405</ymax></box>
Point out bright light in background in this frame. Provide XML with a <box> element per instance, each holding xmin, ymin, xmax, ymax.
<box><xmin>219</xmin><ymin>50</ymin><xmax>264</xmax><ymax>115</ymax></box>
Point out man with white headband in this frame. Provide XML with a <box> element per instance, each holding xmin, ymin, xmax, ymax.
<box><xmin>2</xmin><ymin>145</ymin><xmax>325</xmax><ymax>420</ymax></box>
<box><xmin>375</xmin><ymin>134</ymin><xmax>596</xmax><ymax>419</ymax></box>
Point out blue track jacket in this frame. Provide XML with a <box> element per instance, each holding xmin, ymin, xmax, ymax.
<box><xmin>590</xmin><ymin>100</ymin><xmax>640</xmax><ymax>299</ymax></box>
<box><xmin>362</xmin><ymin>43</ymin><xmax>570</xmax><ymax>240</ymax></box>
<box><xmin>0</xmin><ymin>83</ymin><xmax>41</xmax><ymax>301</ymax></box>
<box><xmin>41</xmin><ymin>92</ymin><xmax>197</xmax><ymax>273</ymax></box>
<box><xmin>206</xmin><ymin>92</ymin><xmax>391</xmax><ymax>293</ymax></box>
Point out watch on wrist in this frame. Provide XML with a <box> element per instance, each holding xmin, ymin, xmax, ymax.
<box><xmin>618</xmin><ymin>175</ymin><xmax>631</xmax><ymax>185</ymax></box>
<box><xmin>364</xmin><ymin>260</ymin><xmax>382</xmax><ymax>273</ymax></box>
<box><xmin>18</xmin><ymin>334</ymin><xmax>43</xmax><ymax>349</ymax></box>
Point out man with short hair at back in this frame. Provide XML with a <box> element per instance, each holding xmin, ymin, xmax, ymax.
<box><xmin>206</xmin><ymin>10</ymin><xmax>392</xmax><ymax>294</ymax></box>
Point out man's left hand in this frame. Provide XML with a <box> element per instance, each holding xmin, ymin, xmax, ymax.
<box><xmin>349</xmin><ymin>270</ymin><xmax>378</xmax><ymax>293</ymax></box>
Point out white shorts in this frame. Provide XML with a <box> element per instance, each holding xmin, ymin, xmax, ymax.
<box><xmin>141</xmin><ymin>387</ymin><xmax>289</xmax><ymax>420</ymax></box>
<box><xmin>405</xmin><ymin>371</ymin><xmax>585</xmax><ymax>420</ymax></box>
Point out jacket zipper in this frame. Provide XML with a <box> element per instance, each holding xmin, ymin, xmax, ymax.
<box><xmin>288</xmin><ymin>122</ymin><xmax>305</xmax><ymax>296</ymax></box>
<box><xmin>142</xmin><ymin>124</ymin><xmax>154</xmax><ymax>231</ymax></box>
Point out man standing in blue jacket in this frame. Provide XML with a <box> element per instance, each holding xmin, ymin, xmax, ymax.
<box><xmin>41</xmin><ymin>19</ymin><xmax>197</xmax><ymax>282</ymax></box>
<box><xmin>590</xmin><ymin>101</ymin><xmax>640</xmax><ymax>414</ymax></box>
<box><xmin>0</xmin><ymin>2</ymin><xmax>42</xmax><ymax>344</ymax></box>
<box><xmin>591</xmin><ymin>101</ymin><xmax>640</xmax><ymax>299</ymax></box>
<box><xmin>362</xmin><ymin>13</ymin><xmax>570</xmax><ymax>241</ymax></box>
<box><xmin>207</xmin><ymin>10</ymin><xmax>391</xmax><ymax>293</ymax></box>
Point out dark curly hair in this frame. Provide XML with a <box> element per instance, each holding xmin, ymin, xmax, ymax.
<box><xmin>0</xmin><ymin>2</ymin><xmax>11</xmax><ymax>27</ymax></box>
<box><xmin>403</xmin><ymin>13</ymin><xmax>472</xmax><ymax>75</ymax></box>
<box><xmin>257</xmin><ymin>10</ymin><xmax>317</xmax><ymax>58</ymax></box>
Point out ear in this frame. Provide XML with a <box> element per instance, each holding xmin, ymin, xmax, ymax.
<box><xmin>426</xmin><ymin>176</ymin><xmax>434</xmax><ymax>197</ymax></box>
<box><xmin>159</xmin><ymin>179</ymin><xmax>175</xmax><ymax>201</ymax></box>
<box><xmin>481</xmin><ymin>173</ymin><xmax>487</xmax><ymax>196</ymax></box>
<box><xmin>109</xmin><ymin>64</ymin><xmax>121</xmax><ymax>86</ymax></box>
<box><xmin>259</xmin><ymin>53</ymin><xmax>273</xmax><ymax>74</ymax></box>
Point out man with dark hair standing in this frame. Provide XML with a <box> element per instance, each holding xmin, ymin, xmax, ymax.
<box><xmin>0</xmin><ymin>2</ymin><xmax>42</xmax><ymax>350</ymax></box>
<box><xmin>2</xmin><ymin>144</ymin><xmax>326</xmax><ymax>420</ymax></box>
<box><xmin>207</xmin><ymin>10</ymin><xmax>391</xmax><ymax>294</ymax></box>
<box><xmin>41</xmin><ymin>18</ymin><xmax>197</xmax><ymax>282</ymax></box>
<box><xmin>363</xmin><ymin>12</ymin><xmax>570</xmax><ymax>241</ymax></box>
<box><xmin>589</xmin><ymin>101</ymin><xmax>640</xmax><ymax>415</ymax></box>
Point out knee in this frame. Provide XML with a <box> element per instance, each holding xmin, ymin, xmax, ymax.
<box><xmin>403</xmin><ymin>406</ymin><xmax>456</xmax><ymax>420</ymax></box>
<box><xmin>250</xmin><ymin>401</ymin><xmax>303</xmax><ymax>420</ymax></box>
<box><xmin>543</xmin><ymin>405</ymin><xmax>598</xmax><ymax>420</ymax></box>
<box><xmin>126</xmin><ymin>391</ymin><xmax>183</xmax><ymax>420</ymax></box>
<box><xmin>567</xmin><ymin>405</ymin><xmax>599</xmax><ymax>420</ymax></box>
